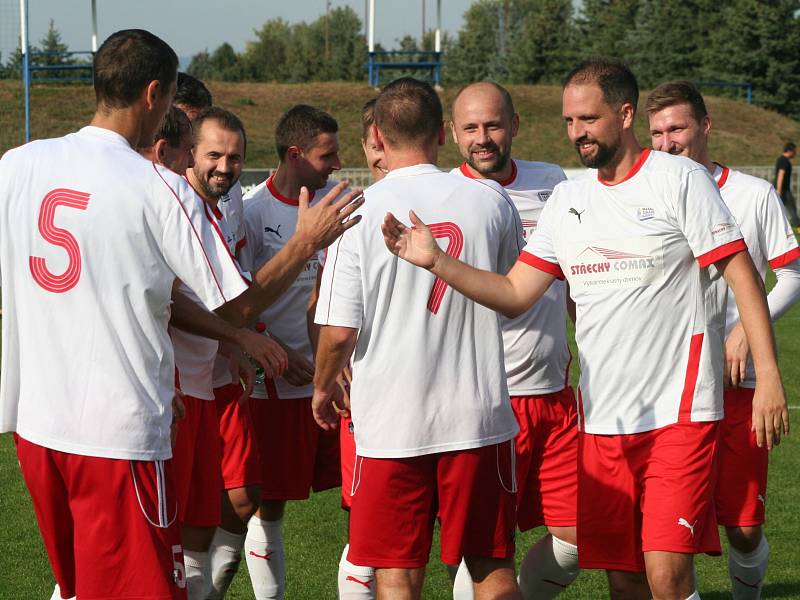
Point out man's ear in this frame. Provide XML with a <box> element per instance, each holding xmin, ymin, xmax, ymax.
<box><xmin>373</xmin><ymin>125</ymin><xmax>386</xmax><ymax>151</ymax></box>
<box><xmin>154</xmin><ymin>138</ymin><xmax>168</xmax><ymax>163</ymax></box>
<box><xmin>143</xmin><ymin>79</ymin><xmax>161</xmax><ymax>110</ymax></box>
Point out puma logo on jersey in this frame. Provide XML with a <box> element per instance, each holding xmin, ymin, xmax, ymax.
<box><xmin>248</xmin><ymin>550</ymin><xmax>274</xmax><ymax>561</ymax></box>
<box><xmin>264</xmin><ymin>224</ymin><xmax>282</xmax><ymax>237</ymax></box>
<box><xmin>345</xmin><ymin>576</ymin><xmax>373</xmax><ymax>589</ymax></box>
<box><xmin>677</xmin><ymin>517</ymin><xmax>697</xmax><ymax>538</ymax></box>
<box><xmin>568</xmin><ymin>208</ymin><xmax>585</xmax><ymax>223</ymax></box>
<box><xmin>757</xmin><ymin>494</ymin><xmax>765</xmax><ymax>505</ymax></box>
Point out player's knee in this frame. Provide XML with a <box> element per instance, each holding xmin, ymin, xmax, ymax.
<box><xmin>606</xmin><ymin>570</ymin><xmax>649</xmax><ymax>600</ymax></box>
<box><xmin>228</xmin><ymin>485</ymin><xmax>260</xmax><ymax>521</ymax></box>
<box><xmin>256</xmin><ymin>499</ymin><xmax>285</xmax><ymax>522</ymax></box>
<box><xmin>463</xmin><ymin>555</ymin><xmax>515</xmax><ymax>585</ymax></box>
<box><xmin>375</xmin><ymin>567</ymin><xmax>425</xmax><ymax>597</ymax></box>
<box><xmin>646</xmin><ymin>564</ymin><xmax>693</xmax><ymax>600</ymax></box>
<box><xmin>725</xmin><ymin>525</ymin><xmax>762</xmax><ymax>553</ymax></box>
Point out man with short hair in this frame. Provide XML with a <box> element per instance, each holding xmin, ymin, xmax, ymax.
<box><xmin>647</xmin><ymin>80</ymin><xmax>800</xmax><ymax>600</ymax></box>
<box><xmin>175</xmin><ymin>72</ymin><xmax>213</xmax><ymax>121</ymax></box>
<box><xmin>0</xmin><ymin>29</ymin><xmax>363</xmax><ymax>600</ymax></box>
<box><xmin>138</xmin><ymin>105</ymin><xmax>195</xmax><ymax>175</ymax></box>
<box><xmin>774</xmin><ymin>142</ymin><xmax>798</xmax><ymax>227</ymax></box>
<box><xmin>449</xmin><ymin>81</ymin><xmax>579</xmax><ymax>600</ymax></box>
<box><xmin>313</xmin><ymin>77</ymin><xmax>523</xmax><ymax>600</ymax></box>
<box><xmin>381</xmin><ymin>60</ymin><xmax>788</xmax><ymax>600</ymax></box>
<box><xmin>238</xmin><ymin>104</ymin><xmax>343</xmax><ymax>600</ymax></box>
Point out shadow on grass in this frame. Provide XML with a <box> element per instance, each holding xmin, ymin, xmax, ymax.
<box><xmin>701</xmin><ymin>580</ymin><xmax>800</xmax><ymax>599</ymax></box>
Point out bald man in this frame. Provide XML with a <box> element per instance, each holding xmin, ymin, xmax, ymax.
<box><xmin>449</xmin><ymin>82</ymin><xmax>579</xmax><ymax>600</ymax></box>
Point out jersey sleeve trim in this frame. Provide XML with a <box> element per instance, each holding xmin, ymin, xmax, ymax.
<box><xmin>518</xmin><ymin>251</ymin><xmax>564</xmax><ymax>279</ymax></box>
<box><xmin>153</xmin><ymin>163</ymin><xmax>228</xmax><ymax>302</ymax></box>
<box><xmin>769</xmin><ymin>246</ymin><xmax>800</xmax><ymax>270</ymax></box>
<box><xmin>696</xmin><ymin>238</ymin><xmax>747</xmax><ymax>268</ymax></box>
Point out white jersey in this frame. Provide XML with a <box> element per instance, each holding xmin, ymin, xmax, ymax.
<box><xmin>172</xmin><ymin>199</ymin><xmax>245</xmax><ymax>399</ymax></box>
<box><xmin>453</xmin><ymin>160</ymin><xmax>571</xmax><ymax>395</ymax></box>
<box><xmin>715</xmin><ymin>165</ymin><xmax>800</xmax><ymax>387</ymax></box>
<box><xmin>0</xmin><ymin>126</ymin><xmax>248</xmax><ymax>460</ymax></box>
<box><xmin>316</xmin><ymin>164</ymin><xmax>522</xmax><ymax>458</ymax></box>
<box><xmin>212</xmin><ymin>182</ymin><xmax>247</xmax><ymax>389</ymax></box>
<box><xmin>524</xmin><ymin>149</ymin><xmax>745</xmax><ymax>435</ymax></box>
<box><xmin>239</xmin><ymin>175</ymin><xmax>335</xmax><ymax>399</ymax></box>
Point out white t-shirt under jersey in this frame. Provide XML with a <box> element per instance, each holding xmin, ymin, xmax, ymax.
<box><xmin>239</xmin><ymin>176</ymin><xmax>335</xmax><ymax>399</ymax></box>
<box><xmin>316</xmin><ymin>164</ymin><xmax>522</xmax><ymax>458</ymax></box>
<box><xmin>453</xmin><ymin>160</ymin><xmax>571</xmax><ymax>395</ymax></box>
<box><xmin>715</xmin><ymin>164</ymin><xmax>800</xmax><ymax>388</ymax></box>
<box><xmin>523</xmin><ymin>149</ymin><xmax>745</xmax><ymax>435</ymax></box>
<box><xmin>0</xmin><ymin>126</ymin><xmax>248</xmax><ymax>460</ymax></box>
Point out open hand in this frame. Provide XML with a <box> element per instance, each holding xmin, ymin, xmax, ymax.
<box><xmin>724</xmin><ymin>323</ymin><xmax>749</xmax><ymax>388</ymax></box>
<box><xmin>295</xmin><ymin>181</ymin><xmax>364</xmax><ymax>252</ymax></box>
<box><xmin>381</xmin><ymin>210</ymin><xmax>442</xmax><ymax>269</ymax></box>
<box><xmin>312</xmin><ymin>386</ymin><xmax>345</xmax><ymax>431</ymax></box>
<box><xmin>752</xmin><ymin>376</ymin><xmax>790</xmax><ymax>449</ymax></box>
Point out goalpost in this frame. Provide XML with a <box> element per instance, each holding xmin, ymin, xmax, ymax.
<box><xmin>15</xmin><ymin>0</ymin><xmax>98</xmax><ymax>143</ymax></box>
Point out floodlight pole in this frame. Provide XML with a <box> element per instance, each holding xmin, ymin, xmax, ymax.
<box><xmin>20</xmin><ymin>0</ymin><xmax>30</xmax><ymax>143</ymax></box>
<box><xmin>367</xmin><ymin>0</ymin><xmax>376</xmax><ymax>86</ymax></box>
<box><xmin>435</xmin><ymin>0</ymin><xmax>441</xmax><ymax>52</ymax></box>
<box><xmin>90</xmin><ymin>0</ymin><xmax>98</xmax><ymax>52</ymax></box>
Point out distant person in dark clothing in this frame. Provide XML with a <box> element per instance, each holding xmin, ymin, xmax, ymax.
<box><xmin>775</xmin><ymin>142</ymin><xmax>798</xmax><ymax>227</ymax></box>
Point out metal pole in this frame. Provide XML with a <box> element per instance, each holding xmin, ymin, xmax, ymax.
<box><xmin>90</xmin><ymin>0</ymin><xmax>98</xmax><ymax>52</ymax></box>
<box><xmin>368</xmin><ymin>0</ymin><xmax>375</xmax><ymax>52</ymax></box>
<box><xmin>435</xmin><ymin>0</ymin><xmax>441</xmax><ymax>53</ymax></box>
<box><xmin>422</xmin><ymin>0</ymin><xmax>426</xmax><ymax>43</ymax></box>
<box><xmin>20</xmin><ymin>0</ymin><xmax>30</xmax><ymax>143</ymax></box>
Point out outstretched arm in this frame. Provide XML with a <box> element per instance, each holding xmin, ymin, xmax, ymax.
<box><xmin>717</xmin><ymin>251</ymin><xmax>788</xmax><ymax>449</ymax></box>
<box><xmin>381</xmin><ymin>210</ymin><xmax>554</xmax><ymax>318</ymax></box>
<box><xmin>216</xmin><ymin>182</ymin><xmax>364</xmax><ymax>326</ymax></box>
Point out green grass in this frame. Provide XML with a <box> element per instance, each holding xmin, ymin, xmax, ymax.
<box><xmin>2</xmin><ymin>80</ymin><xmax>800</xmax><ymax>170</ymax></box>
<box><xmin>2</xmin><ymin>268</ymin><xmax>799</xmax><ymax>598</ymax></box>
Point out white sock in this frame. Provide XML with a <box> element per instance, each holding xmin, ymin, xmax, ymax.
<box><xmin>685</xmin><ymin>592</ymin><xmax>701</xmax><ymax>600</ymax></box>
<box><xmin>245</xmin><ymin>515</ymin><xmax>285</xmax><ymax>599</ymax></box>
<box><xmin>452</xmin><ymin>558</ymin><xmax>475</xmax><ymax>600</ymax></box>
<box><xmin>518</xmin><ymin>534</ymin><xmax>580</xmax><ymax>599</ymax></box>
<box><xmin>729</xmin><ymin>535</ymin><xmax>769</xmax><ymax>600</ymax></box>
<box><xmin>184</xmin><ymin>550</ymin><xmax>209</xmax><ymax>600</ymax></box>
<box><xmin>50</xmin><ymin>585</ymin><xmax>76</xmax><ymax>600</ymax></box>
<box><xmin>337</xmin><ymin>544</ymin><xmax>376</xmax><ymax>599</ymax></box>
<box><xmin>206</xmin><ymin>527</ymin><xmax>247</xmax><ymax>599</ymax></box>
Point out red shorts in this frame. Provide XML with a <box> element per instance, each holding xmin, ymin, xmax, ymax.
<box><xmin>214</xmin><ymin>384</ymin><xmax>262</xmax><ymax>490</ymax></box>
<box><xmin>15</xmin><ymin>436</ymin><xmax>186</xmax><ymax>599</ymax></box>
<box><xmin>716</xmin><ymin>387</ymin><xmax>768</xmax><ymax>526</ymax></box>
<box><xmin>348</xmin><ymin>440</ymin><xmax>517</xmax><ymax>568</ymax></box>
<box><xmin>578</xmin><ymin>422</ymin><xmax>721</xmax><ymax>572</ymax></box>
<box><xmin>171</xmin><ymin>395</ymin><xmax>222</xmax><ymax>527</ymax></box>
<box><xmin>249</xmin><ymin>397</ymin><xmax>341</xmax><ymax>500</ymax></box>
<box><xmin>340</xmin><ymin>416</ymin><xmax>357</xmax><ymax>510</ymax></box>
<box><xmin>512</xmin><ymin>387</ymin><xmax>578</xmax><ymax>530</ymax></box>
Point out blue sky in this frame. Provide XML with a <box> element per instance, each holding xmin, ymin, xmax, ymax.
<box><xmin>0</xmin><ymin>0</ymin><xmax>477</xmax><ymax>65</ymax></box>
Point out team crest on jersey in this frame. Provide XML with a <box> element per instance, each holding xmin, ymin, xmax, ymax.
<box><xmin>537</xmin><ymin>191</ymin><xmax>552</xmax><ymax>202</ymax></box>
<box><xmin>637</xmin><ymin>207</ymin><xmax>655</xmax><ymax>221</ymax></box>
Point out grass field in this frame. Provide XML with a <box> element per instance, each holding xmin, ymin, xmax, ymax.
<box><xmin>2</xmin><ymin>80</ymin><xmax>800</xmax><ymax>169</ymax></box>
<box><xmin>1</xmin><ymin>267</ymin><xmax>798</xmax><ymax>598</ymax></box>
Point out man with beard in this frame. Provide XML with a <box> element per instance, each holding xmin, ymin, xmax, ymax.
<box><xmin>237</xmin><ymin>104</ymin><xmax>343</xmax><ymax>600</ymax></box>
<box><xmin>172</xmin><ymin>106</ymin><xmax>282</xmax><ymax>598</ymax></box>
<box><xmin>448</xmin><ymin>81</ymin><xmax>579</xmax><ymax>600</ymax></box>
<box><xmin>647</xmin><ymin>80</ymin><xmax>799</xmax><ymax>600</ymax></box>
<box><xmin>381</xmin><ymin>59</ymin><xmax>788</xmax><ymax>600</ymax></box>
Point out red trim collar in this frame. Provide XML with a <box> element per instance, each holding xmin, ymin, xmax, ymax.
<box><xmin>458</xmin><ymin>159</ymin><xmax>518</xmax><ymax>186</ymax></box>
<box><xmin>714</xmin><ymin>163</ymin><xmax>730</xmax><ymax>189</ymax></box>
<box><xmin>598</xmin><ymin>148</ymin><xmax>650</xmax><ymax>187</ymax></box>
<box><xmin>266</xmin><ymin>174</ymin><xmax>314</xmax><ymax>206</ymax></box>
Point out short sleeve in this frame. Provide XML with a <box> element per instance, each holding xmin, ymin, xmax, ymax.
<box><xmin>518</xmin><ymin>186</ymin><xmax>564</xmax><ymax>279</ymax></box>
<box><xmin>497</xmin><ymin>190</ymin><xmax>526</xmax><ymax>274</ymax></box>
<box><xmin>237</xmin><ymin>203</ymin><xmax>261</xmax><ymax>274</ymax></box>
<box><xmin>314</xmin><ymin>227</ymin><xmax>363</xmax><ymax>329</ymax></box>
<box><xmin>154</xmin><ymin>170</ymin><xmax>248</xmax><ymax>311</ymax></box>
<box><xmin>675</xmin><ymin>168</ymin><xmax>746</xmax><ymax>268</ymax></box>
<box><xmin>760</xmin><ymin>185</ymin><xmax>800</xmax><ymax>270</ymax></box>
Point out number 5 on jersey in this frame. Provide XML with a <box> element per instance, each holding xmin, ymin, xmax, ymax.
<box><xmin>426</xmin><ymin>222</ymin><xmax>464</xmax><ymax>314</ymax></box>
<box><xmin>29</xmin><ymin>188</ymin><xmax>90</xmax><ymax>293</ymax></box>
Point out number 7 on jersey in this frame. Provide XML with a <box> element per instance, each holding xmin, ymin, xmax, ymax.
<box><xmin>426</xmin><ymin>222</ymin><xmax>464</xmax><ymax>314</ymax></box>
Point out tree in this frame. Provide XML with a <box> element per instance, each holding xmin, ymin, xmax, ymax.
<box><xmin>702</xmin><ymin>0</ymin><xmax>800</xmax><ymax>118</ymax></box>
<box><xmin>445</xmin><ymin>0</ymin><xmax>505</xmax><ymax>83</ymax></box>
<box><xmin>36</xmin><ymin>20</ymin><xmax>77</xmax><ymax>79</ymax></box>
<box><xmin>576</xmin><ymin>0</ymin><xmax>640</xmax><ymax>60</ymax></box>
<box><xmin>506</xmin><ymin>0</ymin><xmax>576</xmax><ymax>84</ymax></box>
